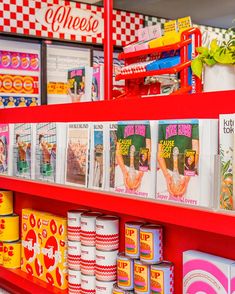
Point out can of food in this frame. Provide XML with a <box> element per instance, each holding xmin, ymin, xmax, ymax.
<box><xmin>134</xmin><ymin>260</ymin><xmax>150</xmax><ymax>294</ymax></box>
<box><xmin>95</xmin><ymin>249</ymin><xmax>118</xmax><ymax>282</ymax></box>
<box><xmin>140</xmin><ymin>225</ymin><xmax>163</xmax><ymax>264</ymax></box>
<box><xmin>68</xmin><ymin>269</ymin><xmax>81</xmax><ymax>294</ymax></box>
<box><xmin>81</xmin><ymin>274</ymin><xmax>96</xmax><ymax>294</ymax></box>
<box><xmin>112</xmin><ymin>283</ymin><xmax>134</xmax><ymax>293</ymax></box>
<box><xmin>81</xmin><ymin>245</ymin><xmax>96</xmax><ymax>276</ymax></box>
<box><xmin>125</xmin><ymin>221</ymin><xmax>144</xmax><ymax>259</ymax></box>
<box><xmin>96</xmin><ymin>280</ymin><xmax>116</xmax><ymax>294</ymax></box>
<box><xmin>0</xmin><ymin>214</ymin><xmax>19</xmax><ymax>242</ymax></box>
<box><xmin>68</xmin><ymin>240</ymin><xmax>81</xmax><ymax>271</ymax></box>
<box><xmin>0</xmin><ymin>191</ymin><xmax>13</xmax><ymax>216</ymax></box>
<box><xmin>96</xmin><ymin>215</ymin><xmax>119</xmax><ymax>251</ymax></box>
<box><xmin>68</xmin><ymin>209</ymin><xmax>89</xmax><ymax>241</ymax></box>
<box><xmin>117</xmin><ymin>253</ymin><xmax>134</xmax><ymax>290</ymax></box>
<box><xmin>3</xmin><ymin>240</ymin><xmax>21</xmax><ymax>269</ymax></box>
<box><xmin>81</xmin><ymin>212</ymin><xmax>102</xmax><ymax>246</ymax></box>
<box><xmin>0</xmin><ymin>241</ymin><xmax>3</xmax><ymax>265</ymax></box>
<box><xmin>151</xmin><ymin>262</ymin><xmax>174</xmax><ymax>294</ymax></box>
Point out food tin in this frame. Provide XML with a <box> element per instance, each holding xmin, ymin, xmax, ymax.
<box><xmin>134</xmin><ymin>260</ymin><xmax>150</xmax><ymax>294</ymax></box>
<box><xmin>0</xmin><ymin>241</ymin><xmax>3</xmax><ymax>265</ymax></box>
<box><xmin>0</xmin><ymin>191</ymin><xmax>13</xmax><ymax>216</ymax></box>
<box><xmin>68</xmin><ymin>240</ymin><xmax>81</xmax><ymax>271</ymax></box>
<box><xmin>125</xmin><ymin>221</ymin><xmax>144</xmax><ymax>259</ymax></box>
<box><xmin>117</xmin><ymin>253</ymin><xmax>134</xmax><ymax>290</ymax></box>
<box><xmin>95</xmin><ymin>249</ymin><xmax>118</xmax><ymax>281</ymax></box>
<box><xmin>81</xmin><ymin>245</ymin><xmax>96</xmax><ymax>276</ymax></box>
<box><xmin>96</xmin><ymin>215</ymin><xmax>119</xmax><ymax>251</ymax></box>
<box><xmin>0</xmin><ymin>214</ymin><xmax>19</xmax><ymax>242</ymax></box>
<box><xmin>68</xmin><ymin>269</ymin><xmax>81</xmax><ymax>294</ymax></box>
<box><xmin>68</xmin><ymin>209</ymin><xmax>89</xmax><ymax>241</ymax></box>
<box><xmin>81</xmin><ymin>212</ymin><xmax>102</xmax><ymax>246</ymax></box>
<box><xmin>96</xmin><ymin>280</ymin><xmax>116</xmax><ymax>294</ymax></box>
<box><xmin>81</xmin><ymin>274</ymin><xmax>96</xmax><ymax>294</ymax></box>
<box><xmin>112</xmin><ymin>283</ymin><xmax>134</xmax><ymax>293</ymax></box>
<box><xmin>3</xmin><ymin>240</ymin><xmax>21</xmax><ymax>269</ymax></box>
<box><xmin>151</xmin><ymin>262</ymin><xmax>174</xmax><ymax>294</ymax></box>
<box><xmin>140</xmin><ymin>225</ymin><xmax>163</xmax><ymax>264</ymax></box>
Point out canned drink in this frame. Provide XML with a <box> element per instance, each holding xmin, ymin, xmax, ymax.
<box><xmin>0</xmin><ymin>241</ymin><xmax>3</xmax><ymax>265</ymax></box>
<box><xmin>151</xmin><ymin>262</ymin><xmax>174</xmax><ymax>294</ymax></box>
<box><xmin>81</xmin><ymin>245</ymin><xmax>96</xmax><ymax>276</ymax></box>
<box><xmin>96</xmin><ymin>280</ymin><xmax>116</xmax><ymax>294</ymax></box>
<box><xmin>96</xmin><ymin>215</ymin><xmax>119</xmax><ymax>251</ymax></box>
<box><xmin>117</xmin><ymin>253</ymin><xmax>134</xmax><ymax>290</ymax></box>
<box><xmin>140</xmin><ymin>225</ymin><xmax>163</xmax><ymax>264</ymax></box>
<box><xmin>68</xmin><ymin>269</ymin><xmax>81</xmax><ymax>294</ymax></box>
<box><xmin>0</xmin><ymin>191</ymin><xmax>13</xmax><ymax>216</ymax></box>
<box><xmin>0</xmin><ymin>214</ymin><xmax>19</xmax><ymax>242</ymax></box>
<box><xmin>68</xmin><ymin>209</ymin><xmax>89</xmax><ymax>241</ymax></box>
<box><xmin>3</xmin><ymin>240</ymin><xmax>21</xmax><ymax>269</ymax></box>
<box><xmin>68</xmin><ymin>240</ymin><xmax>81</xmax><ymax>271</ymax></box>
<box><xmin>81</xmin><ymin>212</ymin><xmax>102</xmax><ymax>246</ymax></box>
<box><xmin>134</xmin><ymin>260</ymin><xmax>150</xmax><ymax>294</ymax></box>
<box><xmin>125</xmin><ymin>222</ymin><xmax>144</xmax><ymax>259</ymax></box>
<box><xmin>81</xmin><ymin>274</ymin><xmax>95</xmax><ymax>294</ymax></box>
<box><xmin>112</xmin><ymin>283</ymin><xmax>134</xmax><ymax>293</ymax></box>
<box><xmin>95</xmin><ymin>249</ymin><xmax>118</xmax><ymax>282</ymax></box>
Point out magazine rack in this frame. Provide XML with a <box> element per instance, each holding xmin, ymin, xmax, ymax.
<box><xmin>116</xmin><ymin>27</ymin><xmax>202</xmax><ymax>98</ymax></box>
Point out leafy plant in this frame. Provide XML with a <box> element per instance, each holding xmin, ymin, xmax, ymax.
<box><xmin>191</xmin><ymin>30</ymin><xmax>235</xmax><ymax>78</ymax></box>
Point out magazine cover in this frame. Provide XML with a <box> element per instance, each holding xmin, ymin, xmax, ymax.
<box><xmin>114</xmin><ymin>121</ymin><xmax>157</xmax><ymax>198</ymax></box>
<box><xmin>91</xmin><ymin>65</ymin><xmax>104</xmax><ymax>101</ymax></box>
<box><xmin>65</xmin><ymin>123</ymin><xmax>90</xmax><ymax>187</ymax></box>
<box><xmin>89</xmin><ymin>123</ymin><xmax>105</xmax><ymax>189</ymax></box>
<box><xmin>13</xmin><ymin>123</ymin><xmax>34</xmax><ymax>179</ymax></box>
<box><xmin>0</xmin><ymin>124</ymin><xmax>11</xmax><ymax>175</ymax></box>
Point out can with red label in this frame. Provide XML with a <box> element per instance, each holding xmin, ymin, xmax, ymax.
<box><xmin>150</xmin><ymin>262</ymin><xmax>174</xmax><ymax>294</ymax></box>
<box><xmin>81</xmin><ymin>274</ymin><xmax>96</xmax><ymax>294</ymax></box>
<box><xmin>68</xmin><ymin>209</ymin><xmax>89</xmax><ymax>241</ymax></box>
<box><xmin>0</xmin><ymin>214</ymin><xmax>19</xmax><ymax>242</ymax></box>
<box><xmin>117</xmin><ymin>253</ymin><xmax>134</xmax><ymax>290</ymax></box>
<box><xmin>81</xmin><ymin>245</ymin><xmax>96</xmax><ymax>276</ymax></box>
<box><xmin>3</xmin><ymin>241</ymin><xmax>21</xmax><ymax>269</ymax></box>
<box><xmin>95</xmin><ymin>249</ymin><xmax>118</xmax><ymax>281</ymax></box>
<box><xmin>0</xmin><ymin>241</ymin><xmax>3</xmax><ymax>265</ymax></box>
<box><xmin>134</xmin><ymin>260</ymin><xmax>150</xmax><ymax>294</ymax></box>
<box><xmin>96</xmin><ymin>215</ymin><xmax>119</xmax><ymax>251</ymax></box>
<box><xmin>81</xmin><ymin>212</ymin><xmax>102</xmax><ymax>246</ymax></box>
<box><xmin>140</xmin><ymin>224</ymin><xmax>163</xmax><ymax>264</ymax></box>
<box><xmin>68</xmin><ymin>240</ymin><xmax>81</xmax><ymax>271</ymax></box>
<box><xmin>0</xmin><ymin>191</ymin><xmax>13</xmax><ymax>216</ymax></box>
<box><xmin>68</xmin><ymin>269</ymin><xmax>81</xmax><ymax>294</ymax></box>
<box><xmin>125</xmin><ymin>222</ymin><xmax>144</xmax><ymax>259</ymax></box>
<box><xmin>96</xmin><ymin>280</ymin><xmax>116</xmax><ymax>294</ymax></box>
<box><xmin>112</xmin><ymin>283</ymin><xmax>134</xmax><ymax>293</ymax></box>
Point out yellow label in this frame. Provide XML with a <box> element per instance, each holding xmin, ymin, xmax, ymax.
<box><xmin>140</xmin><ymin>231</ymin><xmax>153</xmax><ymax>260</ymax></box>
<box><xmin>3</xmin><ymin>242</ymin><xmax>21</xmax><ymax>269</ymax></box>
<box><xmin>117</xmin><ymin>259</ymin><xmax>131</xmax><ymax>287</ymax></box>
<box><xmin>0</xmin><ymin>215</ymin><xmax>19</xmax><ymax>242</ymax></box>
<box><xmin>178</xmin><ymin>16</ymin><xmax>192</xmax><ymax>33</ymax></box>
<box><xmin>125</xmin><ymin>227</ymin><xmax>138</xmax><ymax>255</ymax></box>
<box><xmin>164</xmin><ymin>20</ymin><xmax>177</xmax><ymax>35</ymax></box>
<box><xmin>0</xmin><ymin>191</ymin><xmax>13</xmax><ymax>215</ymax></box>
<box><xmin>151</xmin><ymin>269</ymin><xmax>164</xmax><ymax>294</ymax></box>
<box><xmin>0</xmin><ymin>242</ymin><xmax>3</xmax><ymax>265</ymax></box>
<box><xmin>113</xmin><ymin>290</ymin><xmax>124</xmax><ymax>294</ymax></box>
<box><xmin>134</xmin><ymin>263</ymin><xmax>149</xmax><ymax>292</ymax></box>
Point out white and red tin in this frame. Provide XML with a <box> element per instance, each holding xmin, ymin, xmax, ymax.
<box><xmin>134</xmin><ymin>260</ymin><xmax>150</xmax><ymax>294</ymax></box>
<box><xmin>96</xmin><ymin>280</ymin><xmax>116</xmax><ymax>294</ymax></box>
<box><xmin>0</xmin><ymin>191</ymin><xmax>13</xmax><ymax>216</ymax></box>
<box><xmin>81</xmin><ymin>212</ymin><xmax>102</xmax><ymax>246</ymax></box>
<box><xmin>68</xmin><ymin>269</ymin><xmax>81</xmax><ymax>294</ymax></box>
<box><xmin>68</xmin><ymin>209</ymin><xmax>89</xmax><ymax>242</ymax></box>
<box><xmin>151</xmin><ymin>262</ymin><xmax>174</xmax><ymax>294</ymax></box>
<box><xmin>112</xmin><ymin>283</ymin><xmax>134</xmax><ymax>294</ymax></box>
<box><xmin>81</xmin><ymin>274</ymin><xmax>96</xmax><ymax>294</ymax></box>
<box><xmin>81</xmin><ymin>245</ymin><xmax>96</xmax><ymax>276</ymax></box>
<box><xmin>0</xmin><ymin>241</ymin><xmax>3</xmax><ymax>265</ymax></box>
<box><xmin>68</xmin><ymin>240</ymin><xmax>81</xmax><ymax>271</ymax></box>
<box><xmin>125</xmin><ymin>222</ymin><xmax>145</xmax><ymax>259</ymax></box>
<box><xmin>117</xmin><ymin>253</ymin><xmax>134</xmax><ymax>290</ymax></box>
<box><xmin>140</xmin><ymin>224</ymin><xmax>163</xmax><ymax>264</ymax></box>
<box><xmin>95</xmin><ymin>249</ymin><xmax>118</xmax><ymax>282</ymax></box>
<box><xmin>96</xmin><ymin>215</ymin><xmax>119</xmax><ymax>251</ymax></box>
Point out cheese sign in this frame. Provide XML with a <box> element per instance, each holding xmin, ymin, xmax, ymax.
<box><xmin>35</xmin><ymin>5</ymin><xmax>104</xmax><ymax>36</ymax></box>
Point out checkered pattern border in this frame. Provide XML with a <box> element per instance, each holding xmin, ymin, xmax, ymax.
<box><xmin>0</xmin><ymin>0</ymin><xmax>144</xmax><ymax>46</ymax></box>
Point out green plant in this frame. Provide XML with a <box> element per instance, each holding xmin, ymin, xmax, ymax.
<box><xmin>191</xmin><ymin>31</ymin><xmax>235</xmax><ymax>78</ymax></box>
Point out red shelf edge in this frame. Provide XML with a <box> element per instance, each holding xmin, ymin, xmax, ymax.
<box><xmin>1</xmin><ymin>176</ymin><xmax>235</xmax><ymax>238</ymax></box>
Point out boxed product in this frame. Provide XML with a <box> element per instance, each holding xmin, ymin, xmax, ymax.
<box><xmin>183</xmin><ymin>250</ymin><xmax>235</xmax><ymax>294</ymax></box>
<box><xmin>0</xmin><ymin>123</ymin><xmax>13</xmax><ymax>176</ymax></box>
<box><xmin>91</xmin><ymin>64</ymin><xmax>104</xmax><ymax>101</ymax></box>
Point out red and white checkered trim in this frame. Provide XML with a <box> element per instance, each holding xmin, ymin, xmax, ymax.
<box><xmin>0</xmin><ymin>0</ymin><xmax>144</xmax><ymax>46</ymax></box>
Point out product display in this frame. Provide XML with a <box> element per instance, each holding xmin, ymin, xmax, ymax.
<box><xmin>134</xmin><ymin>260</ymin><xmax>151</xmax><ymax>294</ymax></box>
<box><xmin>81</xmin><ymin>274</ymin><xmax>96</xmax><ymax>294</ymax></box>
<box><xmin>0</xmin><ymin>191</ymin><xmax>13</xmax><ymax>216</ymax></box>
<box><xmin>95</xmin><ymin>249</ymin><xmax>118</xmax><ymax>281</ymax></box>
<box><xmin>150</xmin><ymin>262</ymin><xmax>174</xmax><ymax>294</ymax></box>
<box><xmin>125</xmin><ymin>222</ymin><xmax>144</xmax><ymax>259</ymax></box>
<box><xmin>117</xmin><ymin>253</ymin><xmax>134</xmax><ymax>290</ymax></box>
<box><xmin>81</xmin><ymin>212</ymin><xmax>102</xmax><ymax>246</ymax></box>
<box><xmin>68</xmin><ymin>240</ymin><xmax>81</xmax><ymax>271</ymax></box>
<box><xmin>0</xmin><ymin>214</ymin><xmax>19</xmax><ymax>242</ymax></box>
<box><xmin>68</xmin><ymin>209</ymin><xmax>89</xmax><ymax>242</ymax></box>
<box><xmin>68</xmin><ymin>268</ymin><xmax>81</xmax><ymax>294</ymax></box>
<box><xmin>3</xmin><ymin>241</ymin><xmax>21</xmax><ymax>269</ymax></box>
<box><xmin>0</xmin><ymin>124</ymin><xmax>13</xmax><ymax>176</ymax></box>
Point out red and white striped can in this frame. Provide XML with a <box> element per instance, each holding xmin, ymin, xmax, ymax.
<box><xmin>68</xmin><ymin>241</ymin><xmax>81</xmax><ymax>271</ymax></box>
<box><xmin>81</xmin><ymin>212</ymin><xmax>102</xmax><ymax>246</ymax></box>
<box><xmin>81</xmin><ymin>245</ymin><xmax>96</xmax><ymax>276</ymax></box>
<box><xmin>68</xmin><ymin>209</ymin><xmax>89</xmax><ymax>242</ymax></box>
<box><xmin>96</xmin><ymin>280</ymin><xmax>116</xmax><ymax>294</ymax></box>
<box><xmin>96</xmin><ymin>216</ymin><xmax>119</xmax><ymax>251</ymax></box>
<box><xmin>81</xmin><ymin>274</ymin><xmax>96</xmax><ymax>294</ymax></box>
<box><xmin>68</xmin><ymin>269</ymin><xmax>81</xmax><ymax>294</ymax></box>
<box><xmin>95</xmin><ymin>249</ymin><xmax>118</xmax><ymax>282</ymax></box>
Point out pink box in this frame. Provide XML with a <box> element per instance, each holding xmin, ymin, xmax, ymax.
<box><xmin>138</xmin><ymin>27</ymin><xmax>150</xmax><ymax>41</ymax></box>
<box><xmin>134</xmin><ymin>41</ymin><xmax>150</xmax><ymax>51</ymax></box>
<box><xmin>148</xmin><ymin>24</ymin><xmax>162</xmax><ymax>40</ymax></box>
<box><xmin>123</xmin><ymin>44</ymin><xmax>136</xmax><ymax>53</ymax></box>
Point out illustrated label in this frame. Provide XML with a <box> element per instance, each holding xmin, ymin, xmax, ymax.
<box><xmin>151</xmin><ymin>269</ymin><xmax>164</xmax><ymax>294</ymax></box>
<box><xmin>125</xmin><ymin>227</ymin><xmax>138</xmax><ymax>256</ymax></box>
<box><xmin>140</xmin><ymin>232</ymin><xmax>153</xmax><ymax>260</ymax></box>
<box><xmin>117</xmin><ymin>259</ymin><xmax>131</xmax><ymax>287</ymax></box>
<box><xmin>134</xmin><ymin>263</ymin><xmax>149</xmax><ymax>292</ymax></box>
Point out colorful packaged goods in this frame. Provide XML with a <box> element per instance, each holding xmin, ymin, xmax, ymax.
<box><xmin>125</xmin><ymin>221</ymin><xmax>144</xmax><ymax>259</ymax></box>
<box><xmin>3</xmin><ymin>241</ymin><xmax>21</xmax><ymax>269</ymax></box>
<box><xmin>112</xmin><ymin>283</ymin><xmax>134</xmax><ymax>293</ymax></box>
<box><xmin>134</xmin><ymin>260</ymin><xmax>150</xmax><ymax>294</ymax></box>
<box><xmin>0</xmin><ymin>214</ymin><xmax>19</xmax><ymax>242</ymax></box>
<box><xmin>68</xmin><ymin>240</ymin><xmax>81</xmax><ymax>271</ymax></box>
<box><xmin>67</xmin><ymin>209</ymin><xmax>89</xmax><ymax>241</ymax></box>
<box><xmin>95</xmin><ymin>249</ymin><xmax>118</xmax><ymax>281</ymax></box>
<box><xmin>150</xmin><ymin>262</ymin><xmax>174</xmax><ymax>294</ymax></box>
<box><xmin>117</xmin><ymin>253</ymin><xmax>134</xmax><ymax>290</ymax></box>
<box><xmin>68</xmin><ymin>269</ymin><xmax>81</xmax><ymax>294</ymax></box>
<box><xmin>0</xmin><ymin>191</ymin><xmax>13</xmax><ymax>216</ymax></box>
<box><xmin>81</xmin><ymin>245</ymin><xmax>96</xmax><ymax>276</ymax></box>
<box><xmin>81</xmin><ymin>212</ymin><xmax>102</xmax><ymax>246</ymax></box>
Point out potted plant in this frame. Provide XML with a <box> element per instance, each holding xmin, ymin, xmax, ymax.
<box><xmin>191</xmin><ymin>28</ymin><xmax>235</xmax><ymax>92</ymax></box>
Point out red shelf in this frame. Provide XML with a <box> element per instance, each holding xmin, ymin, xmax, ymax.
<box><xmin>0</xmin><ymin>176</ymin><xmax>235</xmax><ymax>238</ymax></box>
<box><xmin>0</xmin><ymin>266</ymin><xmax>67</xmax><ymax>294</ymax></box>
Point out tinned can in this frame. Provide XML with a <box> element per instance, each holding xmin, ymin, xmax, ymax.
<box><xmin>0</xmin><ymin>191</ymin><xmax>13</xmax><ymax>216</ymax></box>
<box><xmin>117</xmin><ymin>253</ymin><xmax>134</xmax><ymax>290</ymax></box>
<box><xmin>81</xmin><ymin>212</ymin><xmax>102</xmax><ymax>246</ymax></box>
<box><xmin>134</xmin><ymin>260</ymin><xmax>150</xmax><ymax>294</ymax></box>
<box><xmin>151</xmin><ymin>262</ymin><xmax>174</xmax><ymax>294</ymax></box>
<box><xmin>81</xmin><ymin>274</ymin><xmax>96</xmax><ymax>294</ymax></box>
<box><xmin>68</xmin><ymin>269</ymin><xmax>81</xmax><ymax>294</ymax></box>
<box><xmin>140</xmin><ymin>225</ymin><xmax>163</xmax><ymax>264</ymax></box>
<box><xmin>95</xmin><ymin>249</ymin><xmax>118</xmax><ymax>282</ymax></box>
<box><xmin>125</xmin><ymin>222</ymin><xmax>144</xmax><ymax>259</ymax></box>
<box><xmin>3</xmin><ymin>240</ymin><xmax>21</xmax><ymax>269</ymax></box>
<box><xmin>0</xmin><ymin>241</ymin><xmax>3</xmax><ymax>265</ymax></box>
<box><xmin>112</xmin><ymin>283</ymin><xmax>134</xmax><ymax>293</ymax></box>
<box><xmin>68</xmin><ymin>209</ymin><xmax>89</xmax><ymax>241</ymax></box>
<box><xmin>81</xmin><ymin>245</ymin><xmax>96</xmax><ymax>276</ymax></box>
<box><xmin>68</xmin><ymin>240</ymin><xmax>81</xmax><ymax>271</ymax></box>
<box><xmin>0</xmin><ymin>214</ymin><xmax>19</xmax><ymax>242</ymax></box>
<box><xmin>96</xmin><ymin>280</ymin><xmax>116</xmax><ymax>294</ymax></box>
